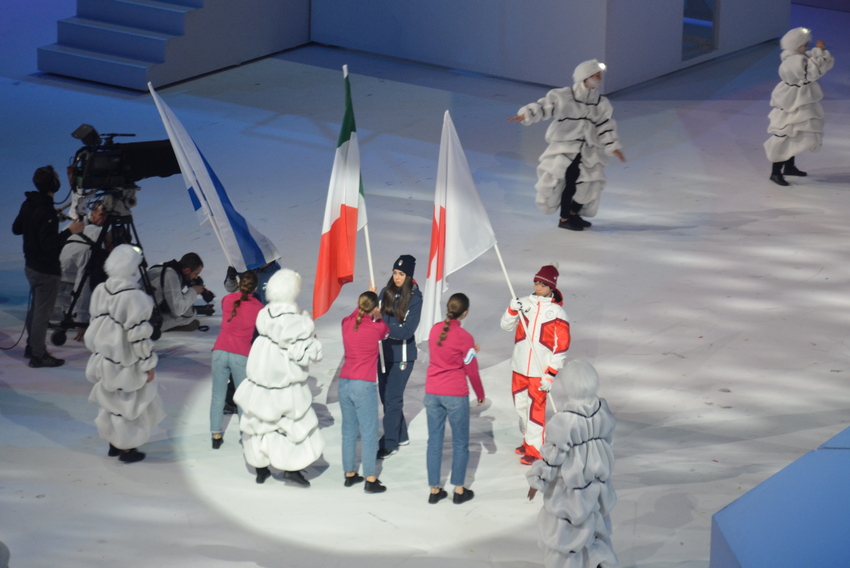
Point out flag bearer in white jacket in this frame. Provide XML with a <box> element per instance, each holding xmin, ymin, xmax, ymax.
<box><xmin>509</xmin><ymin>59</ymin><xmax>625</xmax><ymax>232</ymax></box>
<box><xmin>526</xmin><ymin>360</ymin><xmax>617</xmax><ymax>568</ymax></box>
<box><xmin>501</xmin><ymin>264</ymin><xmax>571</xmax><ymax>465</ymax></box>
<box><xmin>85</xmin><ymin>245</ymin><xmax>164</xmax><ymax>464</ymax></box>
<box><xmin>765</xmin><ymin>27</ymin><xmax>834</xmax><ymax>186</ymax></box>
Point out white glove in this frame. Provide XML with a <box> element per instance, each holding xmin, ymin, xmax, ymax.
<box><xmin>539</xmin><ymin>377</ymin><xmax>553</xmax><ymax>392</ymax></box>
<box><xmin>509</xmin><ymin>297</ymin><xmax>523</xmax><ymax>312</ymax></box>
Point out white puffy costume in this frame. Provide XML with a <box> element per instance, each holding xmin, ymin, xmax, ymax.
<box><xmin>85</xmin><ymin>245</ymin><xmax>164</xmax><ymax>450</ymax></box>
<box><xmin>527</xmin><ymin>360</ymin><xmax>617</xmax><ymax>568</ymax></box>
<box><xmin>764</xmin><ymin>27</ymin><xmax>834</xmax><ymax>163</ymax></box>
<box><xmin>518</xmin><ymin>60</ymin><xmax>622</xmax><ymax>218</ymax></box>
<box><xmin>234</xmin><ymin>269</ymin><xmax>326</xmax><ymax>472</ymax></box>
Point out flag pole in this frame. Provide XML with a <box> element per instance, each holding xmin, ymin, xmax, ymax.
<box><xmin>493</xmin><ymin>243</ymin><xmax>558</xmax><ymax>413</ymax></box>
<box><xmin>363</xmin><ymin>222</ymin><xmax>375</xmax><ymax>289</ymax></box>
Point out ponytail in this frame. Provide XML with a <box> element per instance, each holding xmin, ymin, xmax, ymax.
<box><xmin>227</xmin><ymin>270</ymin><xmax>258</xmax><ymax>322</ymax></box>
<box><xmin>354</xmin><ymin>291</ymin><xmax>379</xmax><ymax>331</ymax></box>
<box><xmin>437</xmin><ymin>293</ymin><xmax>470</xmax><ymax>346</ymax></box>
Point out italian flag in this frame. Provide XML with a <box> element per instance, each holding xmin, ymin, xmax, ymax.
<box><xmin>313</xmin><ymin>65</ymin><xmax>368</xmax><ymax>319</ymax></box>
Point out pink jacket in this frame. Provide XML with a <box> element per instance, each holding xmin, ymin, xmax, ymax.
<box><xmin>212</xmin><ymin>292</ymin><xmax>263</xmax><ymax>357</ymax></box>
<box><xmin>426</xmin><ymin>320</ymin><xmax>484</xmax><ymax>400</ymax></box>
<box><xmin>340</xmin><ymin>308</ymin><xmax>390</xmax><ymax>382</ymax></box>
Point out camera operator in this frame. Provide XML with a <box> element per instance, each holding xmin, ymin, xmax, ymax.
<box><xmin>55</xmin><ymin>203</ymin><xmax>110</xmax><ymax>341</ymax></box>
<box><xmin>13</xmin><ymin>165</ymin><xmax>84</xmax><ymax>367</ymax></box>
<box><xmin>147</xmin><ymin>252</ymin><xmax>207</xmax><ymax>332</ymax></box>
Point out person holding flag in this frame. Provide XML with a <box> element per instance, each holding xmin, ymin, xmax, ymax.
<box><xmin>501</xmin><ymin>263</ymin><xmax>571</xmax><ymax>465</ymax></box>
<box><xmin>376</xmin><ymin>255</ymin><xmax>422</xmax><ymax>459</ymax></box>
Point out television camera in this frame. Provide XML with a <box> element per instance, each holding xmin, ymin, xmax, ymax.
<box><xmin>51</xmin><ymin>124</ymin><xmax>181</xmax><ymax>346</ymax></box>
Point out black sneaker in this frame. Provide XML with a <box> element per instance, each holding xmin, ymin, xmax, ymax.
<box><xmin>211</xmin><ymin>436</ymin><xmax>223</xmax><ymax>450</ymax></box>
<box><xmin>108</xmin><ymin>444</ymin><xmax>121</xmax><ymax>457</ymax></box>
<box><xmin>377</xmin><ymin>447</ymin><xmax>398</xmax><ymax>459</ymax></box>
<box><xmin>364</xmin><ymin>479</ymin><xmax>387</xmax><ymax>494</ymax></box>
<box><xmin>428</xmin><ymin>489</ymin><xmax>448</xmax><ymax>504</ymax></box>
<box><xmin>557</xmin><ymin>217</ymin><xmax>584</xmax><ymax>231</ymax></box>
<box><xmin>769</xmin><ymin>174</ymin><xmax>789</xmax><ymax>186</ymax></box>
<box><xmin>29</xmin><ymin>353</ymin><xmax>65</xmax><ymax>368</ymax></box>
<box><xmin>118</xmin><ymin>449</ymin><xmax>146</xmax><ymax>463</ymax></box>
<box><xmin>453</xmin><ymin>488</ymin><xmax>475</xmax><ymax>505</ymax></box>
<box><xmin>344</xmin><ymin>473</ymin><xmax>364</xmax><ymax>487</ymax></box>
<box><xmin>255</xmin><ymin>466</ymin><xmax>272</xmax><ymax>484</ymax></box>
<box><xmin>783</xmin><ymin>166</ymin><xmax>807</xmax><ymax>176</ymax></box>
<box><xmin>282</xmin><ymin>470</ymin><xmax>311</xmax><ymax>487</ymax></box>
<box><xmin>577</xmin><ymin>216</ymin><xmax>592</xmax><ymax>228</ymax></box>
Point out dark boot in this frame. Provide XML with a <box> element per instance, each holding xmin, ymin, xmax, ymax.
<box><xmin>783</xmin><ymin>157</ymin><xmax>807</xmax><ymax>176</ymax></box>
<box><xmin>558</xmin><ymin>216</ymin><xmax>584</xmax><ymax>231</ymax></box>
<box><xmin>282</xmin><ymin>470</ymin><xmax>310</xmax><ymax>487</ymax></box>
<box><xmin>255</xmin><ymin>466</ymin><xmax>272</xmax><ymax>484</ymax></box>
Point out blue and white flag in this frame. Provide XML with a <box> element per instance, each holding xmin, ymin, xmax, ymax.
<box><xmin>148</xmin><ymin>83</ymin><xmax>280</xmax><ymax>272</ymax></box>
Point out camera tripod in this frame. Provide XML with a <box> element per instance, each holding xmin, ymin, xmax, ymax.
<box><xmin>51</xmin><ymin>193</ymin><xmax>163</xmax><ymax>345</ymax></box>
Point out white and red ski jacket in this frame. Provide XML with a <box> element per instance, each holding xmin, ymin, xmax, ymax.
<box><xmin>500</xmin><ymin>294</ymin><xmax>570</xmax><ymax>379</ymax></box>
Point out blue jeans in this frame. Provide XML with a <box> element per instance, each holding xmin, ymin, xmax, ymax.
<box><xmin>378</xmin><ymin>361</ymin><xmax>413</xmax><ymax>451</ymax></box>
<box><xmin>210</xmin><ymin>350</ymin><xmax>248</xmax><ymax>434</ymax></box>
<box><xmin>425</xmin><ymin>393</ymin><xmax>470</xmax><ymax>488</ymax></box>
<box><xmin>339</xmin><ymin>378</ymin><xmax>379</xmax><ymax>477</ymax></box>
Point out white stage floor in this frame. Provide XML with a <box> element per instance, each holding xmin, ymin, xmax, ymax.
<box><xmin>1</xmin><ymin>3</ymin><xmax>848</xmax><ymax>567</ymax></box>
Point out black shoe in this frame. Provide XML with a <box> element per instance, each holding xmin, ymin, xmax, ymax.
<box><xmin>364</xmin><ymin>479</ymin><xmax>387</xmax><ymax>494</ymax></box>
<box><xmin>377</xmin><ymin>447</ymin><xmax>398</xmax><ymax>460</ymax></box>
<box><xmin>769</xmin><ymin>174</ymin><xmax>789</xmax><ymax>186</ymax></box>
<box><xmin>223</xmin><ymin>403</ymin><xmax>238</xmax><ymax>415</ymax></box>
<box><xmin>783</xmin><ymin>166</ymin><xmax>807</xmax><ymax>176</ymax></box>
<box><xmin>255</xmin><ymin>466</ymin><xmax>272</xmax><ymax>484</ymax></box>
<box><xmin>108</xmin><ymin>444</ymin><xmax>121</xmax><ymax>457</ymax></box>
<box><xmin>453</xmin><ymin>488</ymin><xmax>475</xmax><ymax>504</ymax></box>
<box><xmin>344</xmin><ymin>473</ymin><xmax>364</xmax><ymax>487</ymax></box>
<box><xmin>558</xmin><ymin>217</ymin><xmax>584</xmax><ymax>231</ymax></box>
<box><xmin>577</xmin><ymin>216</ymin><xmax>592</xmax><ymax>228</ymax></box>
<box><xmin>282</xmin><ymin>470</ymin><xmax>311</xmax><ymax>487</ymax></box>
<box><xmin>211</xmin><ymin>436</ymin><xmax>223</xmax><ymax>450</ymax></box>
<box><xmin>24</xmin><ymin>345</ymin><xmax>32</xmax><ymax>359</ymax></box>
<box><xmin>428</xmin><ymin>489</ymin><xmax>448</xmax><ymax>504</ymax></box>
<box><xmin>118</xmin><ymin>449</ymin><xmax>146</xmax><ymax>463</ymax></box>
<box><xmin>29</xmin><ymin>353</ymin><xmax>65</xmax><ymax>368</ymax></box>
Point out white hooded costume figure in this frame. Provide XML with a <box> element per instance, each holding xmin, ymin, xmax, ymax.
<box><xmin>527</xmin><ymin>360</ymin><xmax>617</xmax><ymax>568</ymax></box>
<box><xmin>234</xmin><ymin>268</ymin><xmax>325</xmax><ymax>474</ymax></box>
<box><xmin>517</xmin><ymin>59</ymin><xmax>623</xmax><ymax>219</ymax></box>
<box><xmin>85</xmin><ymin>245</ymin><xmax>164</xmax><ymax>451</ymax></box>
<box><xmin>764</xmin><ymin>27</ymin><xmax>834</xmax><ymax>165</ymax></box>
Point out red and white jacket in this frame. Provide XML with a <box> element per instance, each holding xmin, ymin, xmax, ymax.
<box><xmin>500</xmin><ymin>294</ymin><xmax>570</xmax><ymax>380</ymax></box>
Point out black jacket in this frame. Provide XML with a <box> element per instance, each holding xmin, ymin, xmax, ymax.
<box><xmin>12</xmin><ymin>191</ymin><xmax>71</xmax><ymax>275</ymax></box>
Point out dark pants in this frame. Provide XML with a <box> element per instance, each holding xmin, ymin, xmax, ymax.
<box><xmin>772</xmin><ymin>156</ymin><xmax>797</xmax><ymax>175</ymax></box>
<box><xmin>378</xmin><ymin>361</ymin><xmax>414</xmax><ymax>451</ymax></box>
<box><xmin>25</xmin><ymin>267</ymin><xmax>60</xmax><ymax>358</ymax></box>
<box><xmin>560</xmin><ymin>154</ymin><xmax>583</xmax><ymax>219</ymax></box>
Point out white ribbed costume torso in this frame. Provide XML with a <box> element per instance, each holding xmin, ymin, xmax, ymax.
<box><xmin>519</xmin><ymin>83</ymin><xmax>622</xmax><ymax>217</ymax></box>
<box><xmin>234</xmin><ymin>302</ymin><xmax>325</xmax><ymax>472</ymax></box>
<box><xmin>764</xmin><ymin>47</ymin><xmax>834</xmax><ymax>163</ymax></box>
<box><xmin>527</xmin><ymin>398</ymin><xmax>618</xmax><ymax>568</ymax></box>
<box><xmin>85</xmin><ymin>277</ymin><xmax>164</xmax><ymax>450</ymax></box>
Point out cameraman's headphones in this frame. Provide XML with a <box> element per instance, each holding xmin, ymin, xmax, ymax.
<box><xmin>44</xmin><ymin>165</ymin><xmax>61</xmax><ymax>192</ymax></box>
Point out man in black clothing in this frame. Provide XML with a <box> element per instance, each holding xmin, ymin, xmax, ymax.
<box><xmin>13</xmin><ymin>165</ymin><xmax>84</xmax><ymax>367</ymax></box>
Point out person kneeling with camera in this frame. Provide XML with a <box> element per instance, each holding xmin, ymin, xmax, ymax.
<box><xmin>148</xmin><ymin>252</ymin><xmax>208</xmax><ymax>332</ymax></box>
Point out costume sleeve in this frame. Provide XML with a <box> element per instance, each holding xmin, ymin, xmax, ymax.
<box><xmin>805</xmin><ymin>47</ymin><xmax>835</xmax><ymax>80</ymax></box>
<box><xmin>282</xmin><ymin>314</ymin><xmax>323</xmax><ymax>365</ymax></box>
<box><xmin>596</xmin><ymin>98</ymin><xmax>622</xmax><ymax>156</ymax></box>
<box><xmin>539</xmin><ymin>315</ymin><xmax>570</xmax><ymax>376</ymax></box>
<box><xmin>518</xmin><ymin>88</ymin><xmax>560</xmax><ymax>125</ymax></box>
<box><xmin>162</xmin><ymin>267</ymin><xmax>198</xmax><ymax>317</ymax></box>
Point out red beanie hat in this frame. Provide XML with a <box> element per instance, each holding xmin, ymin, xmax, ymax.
<box><xmin>534</xmin><ymin>264</ymin><xmax>559</xmax><ymax>289</ymax></box>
